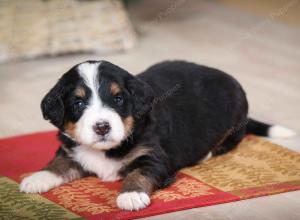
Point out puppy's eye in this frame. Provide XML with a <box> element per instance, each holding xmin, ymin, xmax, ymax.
<box><xmin>73</xmin><ymin>100</ymin><xmax>85</xmax><ymax>108</ymax></box>
<box><xmin>113</xmin><ymin>95</ymin><xmax>124</xmax><ymax>106</ymax></box>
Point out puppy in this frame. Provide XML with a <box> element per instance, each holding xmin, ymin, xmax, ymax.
<box><xmin>20</xmin><ymin>60</ymin><xmax>295</xmax><ymax>210</ymax></box>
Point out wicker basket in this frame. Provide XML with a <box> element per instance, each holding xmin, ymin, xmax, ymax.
<box><xmin>0</xmin><ymin>0</ymin><xmax>136</xmax><ymax>62</ymax></box>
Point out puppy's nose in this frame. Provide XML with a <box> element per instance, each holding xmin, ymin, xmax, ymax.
<box><xmin>93</xmin><ymin>121</ymin><xmax>111</xmax><ymax>136</ymax></box>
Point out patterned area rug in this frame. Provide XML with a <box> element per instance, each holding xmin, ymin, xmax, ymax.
<box><xmin>0</xmin><ymin>131</ymin><xmax>300</xmax><ymax>219</ymax></box>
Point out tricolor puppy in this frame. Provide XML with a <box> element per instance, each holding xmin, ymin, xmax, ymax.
<box><xmin>20</xmin><ymin>60</ymin><xmax>296</xmax><ymax>210</ymax></box>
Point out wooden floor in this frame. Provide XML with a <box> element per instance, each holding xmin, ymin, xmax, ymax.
<box><xmin>0</xmin><ymin>0</ymin><xmax>300</xmax><ymax>219</ymax></box>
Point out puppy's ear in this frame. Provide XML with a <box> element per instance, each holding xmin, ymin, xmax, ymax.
<box><xmin>127</xmin><ymin>77</ymin><xmax>154</xmax><ymax>119</ymax></box>
<box><xmin>41</xmin><ymin>77</ymin><xmax>66</xmax><ymax>128</ymax></box>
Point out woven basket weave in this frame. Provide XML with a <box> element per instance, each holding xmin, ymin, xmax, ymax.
<box><xmin>0</xmin><ymin>0</ymin><xmax>136</xmax><ymax>62</ymax></box>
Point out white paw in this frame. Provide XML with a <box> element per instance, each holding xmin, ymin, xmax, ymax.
<box><xmin>116</xmin><ymin>191</ymin><xmax>150</xmax><ymax>211</ymax></box>
<box><xmin>20</xmin><ymin>171</ymin><xmax>64</xmax><ymax>193</ymax></box>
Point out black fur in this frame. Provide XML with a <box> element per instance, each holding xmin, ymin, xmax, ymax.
<box><xmin>41</xmin><ymin>69</ymin><xmax>84</xmax><ymax>128</ymax></box>
<box><xmin>133</xmin><ymin>61</ymin><xmax>249</xmax><ymax>171</ymax></box>
<box><xmin>41</xmin><ymin>60</ymin><xmax>273</xmax><ymax>195</ymax></box>
<box><xmin>246</xmin><ymin>118</ymin><xmax>270</xmax><ymax>136</ymax></box>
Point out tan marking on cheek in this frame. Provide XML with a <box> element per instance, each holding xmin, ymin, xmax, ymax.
<box><xmin>75</xmin><ymin>87</ymin><xmax>86</xmax><ymax>98</ymax></box>
<box><xmin>123</xmin><ymin>116</ymin><xmax>134</xmax><ymax>136</ymax></box>
<box><xmin>110</xmin><ymin>82</ymin><xmax>121</xmax><ymax>95</ymax></box>
<box><xmin>64</xmin><ymin>122</ymin><xmax>77</xmax><ymax>138</ymax></box>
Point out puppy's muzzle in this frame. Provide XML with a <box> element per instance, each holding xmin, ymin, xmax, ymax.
<box><xmin>93</xmin><ymin>121</ymin><xmax>111</xmax><ymax>136</ymax></box>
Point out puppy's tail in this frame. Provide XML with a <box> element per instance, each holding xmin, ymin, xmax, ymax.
<box><xmin>246</xmin><ymin>118</ymin><xmax>296</xmax><ymax>138</ymax></box>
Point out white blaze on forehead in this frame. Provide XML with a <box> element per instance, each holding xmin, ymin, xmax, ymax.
<box><xmin>74</xmin><ymin>61</ymin><xmax>126</xmax><ymax>150</ymax></box>
<box><xmin>77</xmin><ymin>62</ymin><xmax>101</xmax><ymax>97</ymax></box>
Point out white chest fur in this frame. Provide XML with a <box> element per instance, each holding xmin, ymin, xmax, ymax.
<box><xmin>72</xmin><ymin>146</ymin><xmax>123</xmax><ymax>181</ymax></box>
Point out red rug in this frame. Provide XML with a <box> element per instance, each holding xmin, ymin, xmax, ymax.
<box><xmin>0</xmin><ymin>131</ymin><xmax>300</xmax><ymax>219</ymax></box>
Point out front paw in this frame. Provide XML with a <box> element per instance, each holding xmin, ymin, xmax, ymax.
<box><xmin>116</xmin><ymin>191</ymin><xmax>150</xmax><ymax>211</ymax></box>
<box><xmin>20</xmin><ymin>171</ymin><xmax>64</xmax><ymax>193</ymax></box>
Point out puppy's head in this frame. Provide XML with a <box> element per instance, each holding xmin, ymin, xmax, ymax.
<box><xmin>41</xmin><ymin>60</ymin><xmax>154</xmax><ymax>150</ymax></box>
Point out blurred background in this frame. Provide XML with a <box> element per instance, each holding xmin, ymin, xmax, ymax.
<box><xmin>1</xmin><ymin>0</ymin><xmax>300</xmax><ymax>141</ymax></box>
<box><xmin>0</xmin><ymin>0</ymin><xmax>300</xmax><ymax>219</ymax></box>
<box><xmin>1</xmin><ymin>0</ymin><xmax>300</xmax><ymax>145</ymax></box>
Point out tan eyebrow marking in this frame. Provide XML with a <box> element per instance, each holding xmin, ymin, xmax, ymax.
<box><xmin>110</xmin><ymin>82</ymin><xmax>121</xmax><ymax>95</ymax></box>
<box><xmin>75</xmin><ymin>87</ymin><xmax>86</xmax><ymax>98</ymax></box>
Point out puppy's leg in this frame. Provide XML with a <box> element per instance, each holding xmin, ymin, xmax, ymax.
<box><xmin>20</xmin><ymin>152</ymin><xmax>84</xmax><ymax>193</ymax></box>
<box><xmin>116</xmin><ymin>169</ymin><xmax>154</xmax><ymax>211</ymax></box>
